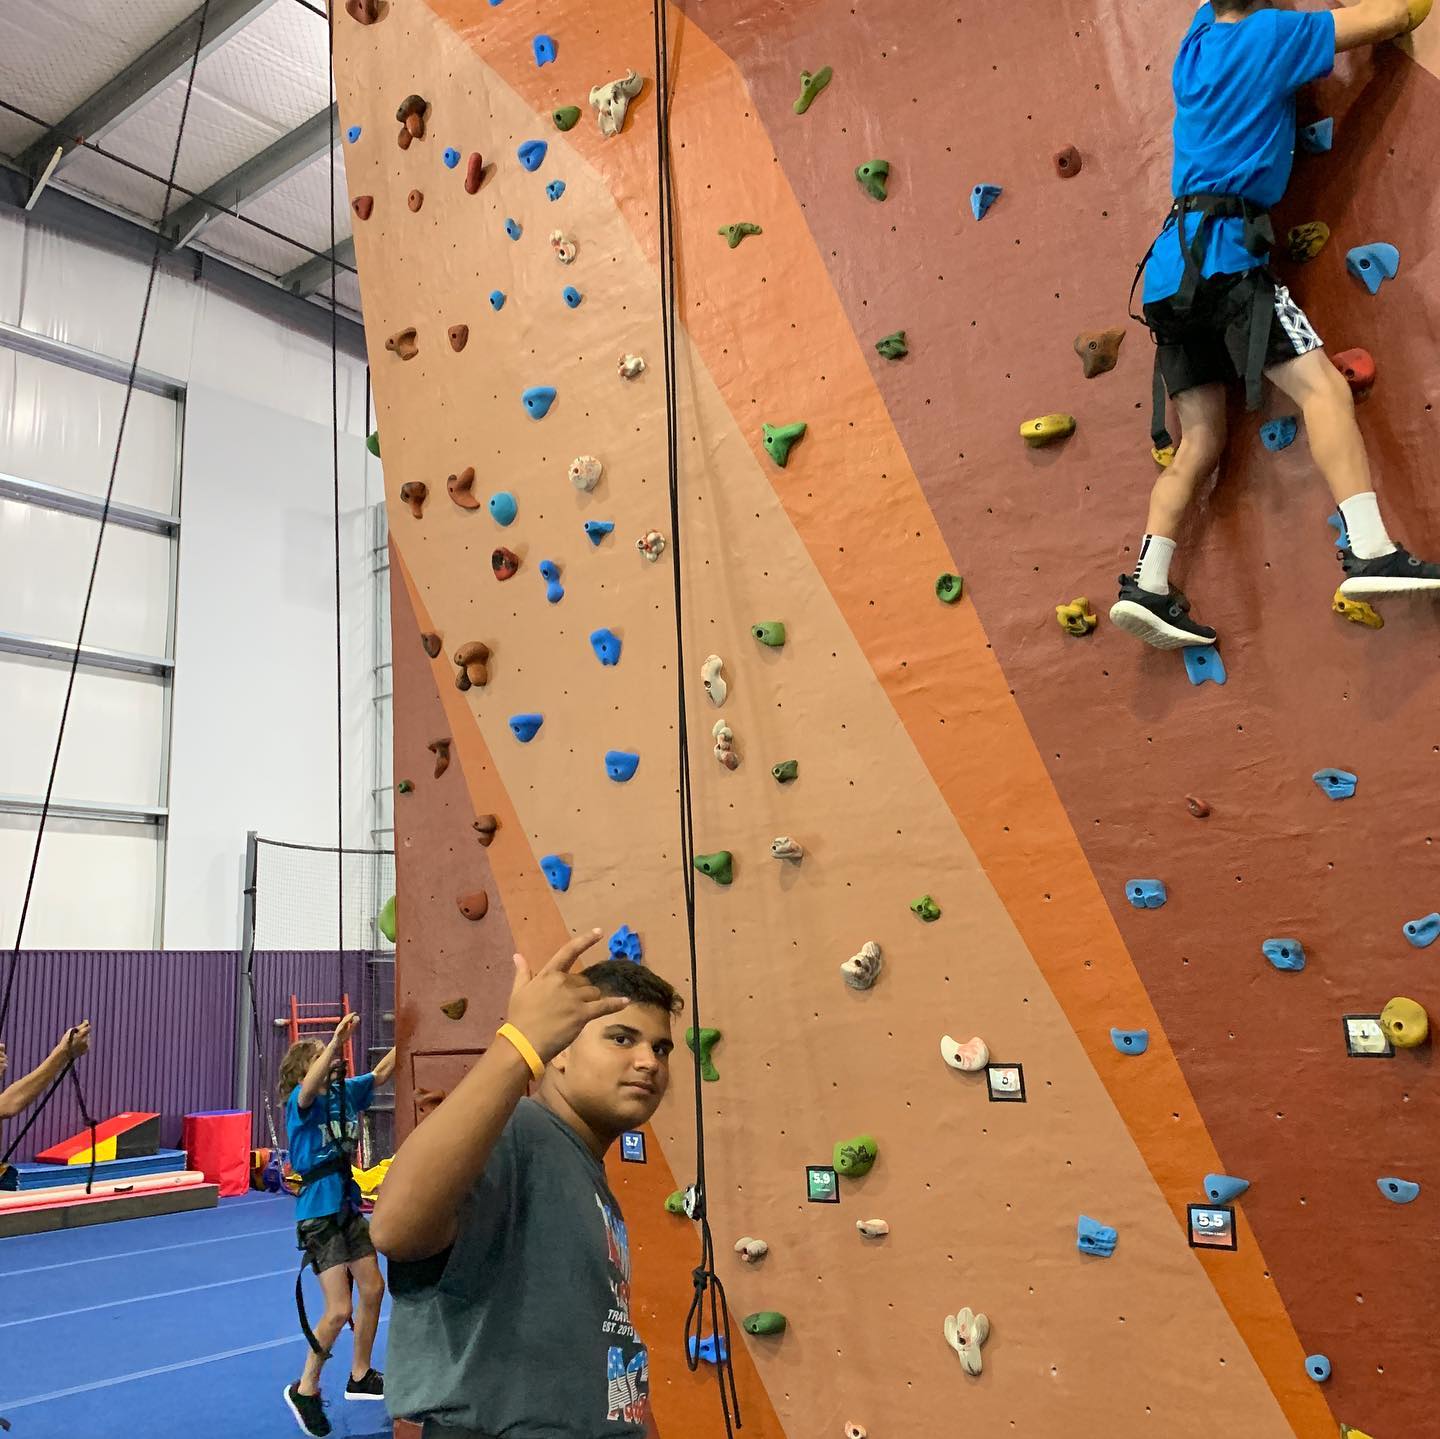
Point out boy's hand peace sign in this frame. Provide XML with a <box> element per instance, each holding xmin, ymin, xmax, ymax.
<box><xmin>506</xmin><ymin>929</ymin><xmax>628</xmax><ymax>1065</ymax></box>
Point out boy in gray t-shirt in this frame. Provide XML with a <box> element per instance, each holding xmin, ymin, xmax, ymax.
<box><xmin>372</xmin><ymin>933</ymin><xmax>682</xmax><ymax>1439</ymax></box>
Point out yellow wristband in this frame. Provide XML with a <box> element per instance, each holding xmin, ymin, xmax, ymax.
<box><xmin>497</xmin><ymin>1022</ymin><xmax>545</xmax><ymax>1080</ymax></box>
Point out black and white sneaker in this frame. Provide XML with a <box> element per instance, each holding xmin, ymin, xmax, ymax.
<box><xmin>1338</xmin><ymin>545</ymin><xmax>1440</xmax><ymax>597</ymax></box>
<box><xmin>283</xmin><ymin>1383</ymin><xmax>332</xmax><ymax>1437</ymax></box>
<box><xmin>1109</xmin><ymin>574</ymin><xmax>1217</xmax><ymax>650</ymax></box>
<box><xmin>345</xmin><ymin>1368</ymin><xmax>385</xmax><ymax>1401</ymax></box>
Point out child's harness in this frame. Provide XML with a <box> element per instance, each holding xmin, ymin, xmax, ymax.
<box><xmin>1129</xmin><ymin>192</ymin><xmax>1276</xmax><ymax>450</ymax></box>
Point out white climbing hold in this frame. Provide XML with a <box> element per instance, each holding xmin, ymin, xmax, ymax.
<box><xmin>618</xmin><ymin>353</ymin><xmax>647</xmax><ymax>379</ymax></box>
<box><xmin>637</xmin><ymin>529</ymin><xmax>666</xmax><ymax>562</ymax></box>
<box><xmin>701</xmin><ymin>654</ymin><xmax>728</xmax><ymax>706</ymax></box>
<box><xmin>590</xmin><ymin>69</ymin><xmax>645</xmax><ymax>137</ymax></box>
<box><xmin>840</xmin><ymin>940</ymin><xmax>883</xmax><ymax>991</ymax></box>
<box><xmin>712</xmin><ymin>718</ymin><xmax>740</xmax><ymax>771</ymax></box>
<box><xmin>855</xmin><ymin>1218</ymin><xmax>889</xmax><ymax>1238</ymax></box>
<box><xmin>734</xmin><ymin>1236</ymin><xmax>769</xmax><ymax>1263</ymax></box>
<box><xmin>770</xmin><ymin>835</ymin><xmax>804</xmax><ymax>863</ymax></box>
<box><xmin>843</xmin><ymin>1426</ymin><xmax>867</xmax><ymax>1439</ymax></box>
<box><xmin>550</xmin><ymin>229</ymin><xmax>578</xmax><ymax>264</ymax></box>
<box><xmin>569</xmin><ymin>455</ymin><xmax>603</xmax><ymax>492</ymax></box>
<box><xmin>943</xmin><ymin>1306</ymin><xmax>991</xmax><ymax>1376</ymax></box>
<box><xmin>940</xmin><ymin>1034</ymin><xmax>990</xmax><ymax>1072</ymax></box>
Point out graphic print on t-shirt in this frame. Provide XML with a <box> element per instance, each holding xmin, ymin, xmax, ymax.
<box><xmin>595</xmin><ymin>1192</ymin><xmax>649</xmax><ymax>1426</ymax></box>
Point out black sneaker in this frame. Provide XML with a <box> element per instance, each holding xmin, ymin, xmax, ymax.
<box><xmin>1109</xmin><ymin>574</ymin><xmax>1217</xmax><ymax>650</ymax></box>
<box><xmin>283</xmin><ymin>1383</ymin><xmax>331</xmax><ymax>1437</ymax></box>
<box><xmin>346</xmin><ymin>1368</ymin><xmax>385</xmax><ymax>1401</ymax></box>
<box><xmin>1338</xmin><ymin>545</ymin><xmax>1440</xmax><ymax>597</ymax></box>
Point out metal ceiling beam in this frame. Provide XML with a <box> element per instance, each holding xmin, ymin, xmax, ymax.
<box><xmin>165</xmin><ymin>103</ymin><xmax>338</xmax><ymax>249</ymax></box>
<box><xmin>281</xmin><ymin>235</ymin><xmax>356</xmax><ymax>298</ymax></box>
<box><xmin>15</xmin><ymin>0</ymin><xmax>279</xmax><ymax>179</ymax></box>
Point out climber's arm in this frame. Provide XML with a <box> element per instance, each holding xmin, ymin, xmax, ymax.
<box><xmin>1333</xmin><ymin>0</ymin><xmax>1416</xmax><ymax>51</ymax></box>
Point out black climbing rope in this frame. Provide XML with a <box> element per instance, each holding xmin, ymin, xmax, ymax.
<box><xmin>651</xmin><ymin>4</ymin><xmax>741</xmax><ymax>1432</ymax></box>
<box><xmin>0</xmin><ymin>3</ymin><xmax>213</xmax><ymax>1187</ymax></box>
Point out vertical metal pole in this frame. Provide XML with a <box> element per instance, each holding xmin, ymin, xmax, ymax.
<box><xmin>235</xmin><ymin>829</ymin><xmax>258</xmax><ymax>1117</ymax></box>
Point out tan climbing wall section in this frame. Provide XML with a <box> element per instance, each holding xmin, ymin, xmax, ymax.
<box><xmin>334</xmin><ymin>2</ymin><xmax>1436</xmax><ymax>1436</ymax></box>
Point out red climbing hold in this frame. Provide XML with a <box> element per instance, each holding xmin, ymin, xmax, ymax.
<box><xmin>400</xmin><ymin>481</ymin><xmax>427</xmax><ymax>518</ymax></box>
<box><xmin>448</xmin><ymin>324</ymin><xmax>469</xmax><ymax>352</ymax></box>
<box><xmin>473</xmin><ymin>814</ymin><xmax>499</xmax><ymax>846</ymax></box>
<box><xmin>492</xmin><ymin>547</ymin><xmax>520</xmax><ymax>581</ymax></box>
<box><xmin>408</xmin><ymin>189</ymin><xmax>424</xmax><ymax>212</ymax></box>
<box><xmin>421</xmin><ymin>632</ymin><xmax>442</xmax><ymax>658</ymax></box>
<box><xmin>1053</xmin><ymin>145</ymin><xmax>1082</xmax><ymax>178</ymax></box>
<box><xmin>352</xmin><ymin>195</ymin><xmax>374</xmax><ymax>221</ymax></box>
<box><xmin>428</xmin><ymin>738</ymin><xmax>451</xmax><ymax>778</ymax></box>
<box><xmin>386</xmin><ymin>327</ymin><xmax>418</xmax><ymax>360</ymax></box>
<box><xmin>1073</xmin><ymin>327</ymin><xmax>1125</xmax><ymax>379</ymax></box>
<box><xmin>1185</xmin><ymin>795</ymin><xmax>1211</xmax><ymax>818</ymax></box>
<box><xmin>397</xmin><ymin>126</ymin><xmax>412</xmax><ymax>151</ymax></box>
<box><xmin>465</xmin><ymin>152</ymin><xmax>485</xmax><ymax>195</ymax></box>
<box><xmin>396</xmin><ymin>95</ymin><xmax>427</xmax><ymax>138</ymax></box>
<box><xmin>345</xmin><ymin>0</ymin><xmax>381</xmax><ymax>22</ymax></box>
<box><xmin>448</xmin><ymin>466</ymin><xmax>481</xmax><ymax>509</ymax></box>
<box><xmin>453</xmin><ymin>641</ymin><xmax>491</xmax><ymax>690</ymax></box>
<box><xmin>457</xmin><ymin>892</ymin><xmax>489</xmax><ymax>922</ymax></box>
<box><xmin>1331</xmin><ymin>347</ymin><xmax>1376</xmax><ymax>397</ymax></box>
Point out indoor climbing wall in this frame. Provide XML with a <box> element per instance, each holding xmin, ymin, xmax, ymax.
<box><xmin>335</xmin><ymin>2</ymin><xmax>1439</xmax><ymax>1436</ymax></box>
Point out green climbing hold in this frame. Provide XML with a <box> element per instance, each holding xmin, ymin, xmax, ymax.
<box><xmin>743</xmin><ymin>1311</ymin><xmax>788</xmax><ymax>1335</ymax></box>
<box><xmin>694</xmin><ymin>851</ymin><xmax>734</xmax><ymax>885</ymax></box>
<box><xmin>719</xmin><ymin>222</ymin><xmax>763</xmax><ymax>248</ymax></box>
<box><xmin>875</xmin><ymin>331</ymin><xmax>908</xmax><ymax>360</ymax></box>
<box><xmin>936</xmin><ymin>573</ymin><xmax>964</xmax><ymax>604</ymax></box>
<box><xmin>686</xmin><ymin>1026</ymin><xmax>722</xmax><ymax>1082</ymax></box>
<box><xmin>910</xmin><ymin>895</ymin><xmax>942</xmax><ymax>922</ymax></box>
<box><xmin>366</xmin><ymin>430</ymin><xmax>380</xmax><ymax>458</ymax></box>
<box><xmin>377</xmin><ymin>895</ymin><xmax>397</xmax><ymax>943</ymax></box>
<box><xmin>793</xmin><ymin>66</ymin><xmax>832</xmax><ymax>115</ymax></box>
<box><xmin>855</xmin><ymin>159</ymin><xmax>890</xmax><ymax>202</ymax></box>
<box><xmin>396</xmin><ymin>779</ymin><xmax>414</xmax><ymax>794</ymax></box>
<box><xmin>752</xmin><ymin>621</ymin><xmax>787</xmax><ymax>648</ymax></box>
<box><xmin>664</xmin><ymin>1189</ymin><xmax>687</xmax><ymax>1215</ymax></box>
<box><xmin>771</xmin><ymin>759</ymin><xmax>799</xmax><ymax>784</ymax></box>
<box><xmin>833</xmin><ymin>1135</ymin><xmax>878</xmax><ymax>1178</ymax></box>
<box><xmin>552</xmin><ymin>105</ymin><xmax>581</xmax><ymax>131</ymax></box>
<box><xmin>762</xmin><ymin>421</ymin><xmax>807</xmax><ymax>468</ymax></box>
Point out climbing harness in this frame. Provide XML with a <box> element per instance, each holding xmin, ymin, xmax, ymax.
<box><xmin>1128</xmin><ymin>192</ymin><xmax>1276</xmax><ymax>451</ymax></box>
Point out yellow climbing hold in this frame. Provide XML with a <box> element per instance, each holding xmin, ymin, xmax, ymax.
<box><xmin>1340</xmin><ymin>1426</ymin><xmax>1376</xmax><ymax>1439</ymax></box>
<box><xmin>1404</xmin><ymin>0</ymin><xmax>1432</xmax><ymax>31</ymax></box>
<box><xmin>1055</xmin><ymin>597</ymin><xmax>1098</xmax><ymax>636</ymax></box>
<box><xmin>1332</xmin><ymin>589</ymin><xmax>1384</xmax><ymax>629</ymax></box>
<box><xmin>1152</xmin><ymin>445</ymin><xmax>1175</xmax><ymax>468</ymax></box>
<box><xmin>1380</xmin><ymin>995</ymin><xmax>1429</xmax><ymax>1049</ymax></box>
<box><xmin>1287</xmin><ymin>221</ymin><xmax>1331</xmax><ymax>264</ymax></box>
<box><xmin>1020</xmin><ymin>413</ymin><xmax>1076</xmax><ymax>447</ymax></box>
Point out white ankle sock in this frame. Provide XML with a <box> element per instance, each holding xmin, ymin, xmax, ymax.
<box><xmin>1135</xmin><ymin>534</ymin><xmax>1176</xmax><ymax>594</ymax></box>
<box><xmin>1338</xmin><ymin>493</ymin><xmax>1396</xmax><ymax>560</ymax></box>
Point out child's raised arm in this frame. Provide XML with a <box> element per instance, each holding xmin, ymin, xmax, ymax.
<box><xmin>1334</xmin><ymin>0</ymin><xmax>1420</xmax><ymax>52</ymax></box>
<box><xmin>296</xmin><ymin>1014</ymin><xmax>359</xmax><ymax>1111</ymax></box>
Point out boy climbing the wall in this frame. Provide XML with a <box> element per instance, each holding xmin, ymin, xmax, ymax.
<box><xmin>279</xmin><ymin>1013</ymin><xmax>396</xmax><ymax>1436</ymax></box>
<box><xmin>1111</xmin><ymin>0</ymin><xmax>1437</xmax><ymax>649</ymax></box>
<box><xmin>372</xmin><ymin>932</ymin><xmax>680</xmax><ymax>1439</ymax></box>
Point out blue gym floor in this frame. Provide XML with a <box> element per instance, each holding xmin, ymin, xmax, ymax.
<box><xmin>0</xmin><ymin>1193</ymin><xmax>391</xmax><ymax>1439</ymax></box>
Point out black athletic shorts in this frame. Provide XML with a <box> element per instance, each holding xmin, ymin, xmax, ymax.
<box><xmin>297</xmin><ymin>1208</ymin><xmax>375</xmax><ymax>1275</ymax></box>
<box><xmin>1143</xmin><ymin>266</ymin><xmax>1323</xmax><ymax>399</ymax></box>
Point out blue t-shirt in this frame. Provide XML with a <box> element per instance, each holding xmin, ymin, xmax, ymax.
<box><xmin>286</xmin><ymin>1072</ymin><xmax>375</xmax><ymax>1221</ymax></box>
<box><xmin>1143</xmin><ymin>3</ymin><xmax>1335</xmax><ymax>302</ymax></box>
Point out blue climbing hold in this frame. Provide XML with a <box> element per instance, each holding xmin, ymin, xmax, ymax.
<box><xmin>1262</xmin><ymin>938</ymin><xmax>1307</xmax><ymax>972</ymax></box>
<box><xmin>1402</xmin><ymin>912</ymin><xmax>1440</xmax><ymax>949</ymax></box>
<box><xmin>1346</xmin><ymin>242</ymin><xmax>1400</xmax><ymax>295</ymax></box>
<box><xmin>505</xmin><ymin>217</ymin><xmax>522</xmax><ymax>240</ymax></box>
<box><xmin>1204</xmin><ymin>1173</ymin><xmax>1250</xmax><ymax>1205</ymax></box>
<box><xmin>1076</xmin><ymin>1215</ymin><xmax>1118</xmax><ymax>1258</ymax></box>
<box><xmin>346</xmin><ymin>125</ymin><xmax>362</xmax><ymax>143</ymax></box>
<box><xmin>1327</xmin><ymin>510</ymin><xmax>1349</xmax><ymax>549</ymax></box>
<box><xmin>540</xmin><ymin>855</ymin><xmax>572</xmax><ymax>892</ymax></box>
<box><xmin>1182</xmin><ymin>645</ymin><xmax>1226</xmax><ymax>686</ymax></box>
<box><xmin>562</xmin><ymin>286</ymin><xmax>582</xmax><ymax>308</ymax></box>
<box><xmin>490</xmin><ymin>290</ymin><xmax>507</xmax><ymax>311</ymax></box>
<box><xmin>489</xmin><ymin>491</ymin><xmax>518</xmax><ymax>526</ymax></box>
<box><xmin>546</xmin><ymin>179</ymin><xmax>566</xmax><ymax>202</ymax></box>
<box><xmin>517</xmin><ymin>139</ymin><xmax>548</xmax><ymax>172</ymax></box>
<box><xmin>1305</xmin><ymin>1355</ymin><xmax>1332</xmax><ymax>1384</ymax></box>
<box><xmin>533</xmin><ymin>33</ymin><xmax>557</xmax><ymax>66</ymax></box>
<box><xmin>539</xmin><ymin>559</ymin><xmax>564</xmax><ymax>604</ymax></box>
<box><xmin>443</xmin><ymin>147</ymin><xmax>461</xmax><ymax>168</ymax></box>
<box><xmin>584</xmin><ymin>520</ymin><xmax>615</xmax><ymax>546</ymax></box>
<box><xmin>590</xmin><ymin>628</ymin><xmax>622</xmax><ymax>666</ymax></box>
<box><xmin>522</xmin><ymin>386</ymin><xmax>557</xmax><ymax>419</ymax></box>
<box><xmin>1298</xmin><ymin>117</ymin><xmax>1333</xmax><ymax>153</ymax></box>
<box><xmin>971</xmin><ymin>183</ymin><xmax>1002</xmax><ymax>220</ymax></box>
<box><xmin>1109</xmin><ymin>1027</ymin><xmax>1149</xmax><ymax>1055</ymax></box>
<box><xmin>1260</xmin><ymin>416</ymin><xmax>1298</xmax><ymax>452</ymax></box>
<box><xmin>1125</xmin><ymin>879</ymin><xmax>1167</xmax><ymax>910</ymax></box>
<box><xmin>509</xmin><ymin>713</ymin><xmax>544</xmax><ymax>743</ymax></box>
<box><xmin>1376</xmin><ymin>1176</ymin><xmax>1420</xmax><ymax>1204</ymax></box>
<box><xmin>609</xmin><ymin>924</ymin><xmax>644</xmax><ymax>962</ymax></box>
<box><xmin>604</xmin><ymin>749</ymin><xmax>640</xmax><ymax>783</ymax></box>
<box><xmin>1312</xmin><ymin>767</ymin><xmax>1357</xmax><ymax>801</ymax></box>
<box><xmin>688</xmin><ymin>1334</ymin><xmax>728</xmax><ymax>1366</ymax></box>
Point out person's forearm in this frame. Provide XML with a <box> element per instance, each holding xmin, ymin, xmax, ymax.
<box><xmin>369</xmin><ymin>1041</ymin><xmax>531</xmax><ymax>1261</ymax></box>
<box><xmin>0</xmin><ymin>1046</ymin><xmax>70</xmax><ymax>1115</ymax></box>
<box><xmin>372</xmin><ymin>1048</ymin><xmax>396</xmax><ymax>1085</ymax></box>
<box><xmin>1334</xmin><ymin>0</ymin><xmax>1412</xmax><ymax>50</ymax></box>
<box><xmin>297</xmin><ymin>1035</ymin><xmax>345</xmax><ymax>1109</ymax></box>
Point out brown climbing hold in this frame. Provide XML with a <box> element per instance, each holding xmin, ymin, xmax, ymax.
<box><xmin>1186</xmin><ymin>795</ymin><xmax>1211</xmax><ymax>818</ymax></box>
<box><xmin>473</xmin><ymin>814</ymin><xmax>499</xmax><ymax>846</ymax></box>
<box><xmin>397</xmin><ymin>125</ymin><xmax>412</xmax><ymax>151</ymax></box>
<box><xmin>414</xmin><ymin>1086</ymin><xmax>446</xmax><ymax>1118</ymax></box>
<box><xmin>448</xmin><ymin>324</ymin><xmax>469</xmax><ymax>352</ymax></box>
<box><xmin>421</xmin><ymin>632</ymin><xmax>442</xmax><ymax>658</ymax></box>
<box><xmin>386</xmin><ymin>327</ymin><xmax>418</xmax><ymax>361</ymax></box>
<box><xmin>457</xmin><ymin>891</ymin><xmax>489</xmax><ymax>921</ymax></box>
<box><xmin>428</xmin><ymin>738</ymin><xmax>451</xmax><ymax>777</ymax></box>
<box><xmin>407</xmin><ymin>189</ymin><xmax>423</xmax><ymax>212</ymax></box>
<box><xmin>447</xmin><ymin>466</ymin><xmax>481</xmax><ymax>509</ymax></box>
<box><xmin>492</xmin><ymin>547</ymin><xmax>520</xmax><ymax>581</ymax></box>
<box><xmin>1053</xmin><ymin>144</ymin><xmax>1082</xmax><ymax>178</ymax></box>
<box><xmin>345</xmin><ymin>0</ymin><xmax>381</xmax><ymax>22</ymax></box>
<box><xmin>440</xmin><ymin>997</ymin><xmax>468</xmax><ymax>1021</ymax></box>
<box><xmin>465</xmin><ymin>152</ymin><xmax>484</xmax><ymax>194</ymax></box>
<box><xmin>453</xmin><ymin>640</ymin><xmax>491</xmax><ymax>690</ymax></box>
<box><xmin>351</xmin><ymin>195</ymin><xmax>373</xmax><ymax>221</ymax></box>
<box><xmin>399</xmin><ymin>481</ymin><xmax>427</xmax><ymax>518</ymax></box>
<box><xmin>1074</xmin><ymin>327</ymin><xmax>1125</xmax><ymax>379</ymax></box>
<box><xmin>396</xmin><ymin>95</ymin><xmax>427</xmax><ymax>138</ymax></box>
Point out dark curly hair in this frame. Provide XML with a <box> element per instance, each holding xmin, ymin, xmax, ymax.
<box><xmin>582</xmin><ymin>960</ymin><xmax>684</xmax><ymax>1016</ymax></box>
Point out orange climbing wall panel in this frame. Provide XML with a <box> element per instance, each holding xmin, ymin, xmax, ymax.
<box><xmin>337</xmin><ymin>2</ymin><xmax>1438</xmax><ymax>1436</ymax></box>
